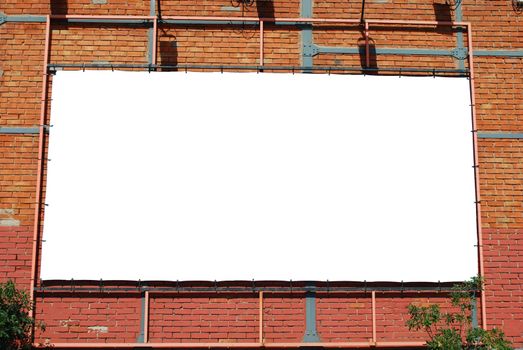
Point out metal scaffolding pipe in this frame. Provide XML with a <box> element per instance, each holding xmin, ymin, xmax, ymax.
<box><xmin>35</xmin><ymin>283</ymin><xmax>461</xmax><ymax>294</ymax></box>
<box><xmin>466</xmin><ymin>24</ymin><xmax>487</xmax><ymax>330</ymax></box>
<box><xmin>259</xmin><ymin>20</ymin><xmax>264</xmax><ymax>66</ymax></box>
<box><xmin>259</xmin><ymin>291</ymin><xmax>264</xmax><ymax>344</ymax></box>
<box><xmin>36</xmin><ymin>341</ymin><xmax>426</xmax><ymax>349</ymax></box>
<box><xmin>364</xmin><ymin>21</ymin><xmax>370</xmax><ymax>68</ymax></box>
<box><xmin>30</xmin><ymin>14</ymin><xmax>51</xmax><ymax>317</ymax></box>
<box><xmin>24</xmin><ymin>14</ymin><xmax>484</xmax><ymax>349</ymax></box>
<box><xmin>47</xmin><ymin>14</ymin><xmax>469</xmax><ymax>28</ymax></box>
<box><xmin>160</xmin><ymin>16</ymin><xmax>468</xmax><ymax>27</ymax></box>
<box><xmin>47</xmin><ymin>63</ymin><xmax>468</xmax><ymax>75</ymax></box>
<box><xmin>51</xmin><ymin>15</ymin><xmax>156</xmax><ymax>20</ymax></box>
<box><xmin>144</xmin><ymin>291</ymin><xmax>150</xmax><ymax>343</ymax></box>
<box><xmin>152</xmin><ymin>17</ymin><xmax>158</xmax><ymax>65</ymax></box>
<box><xmin>371</xmin><ymin>291</ymin><xmax>377</xmax><ymax>344</ymax></box>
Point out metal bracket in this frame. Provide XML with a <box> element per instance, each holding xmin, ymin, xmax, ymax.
<box><xmin>137</xmin><ymin>291</ymin><xmax>147</xmax><ymax>343</ymax></box>
<box><xmin>302</xmin><ymin>284</ymin><xmax>321</xmax><ymax>342</ymax></box>
<box><xmin>0</xmin><ymin>12</ymin><xmax>7</xmax><ymax>26</ymax></box>
<box><xmin>303</xmin><ymin>44</ymin><xmax>320</xmax><ymax>57</ymax></box>
<box><xmin>471</xmin><ymin>295</ymin><xmax>478</xmax><ymax>329</ymax></box>
<box><xmin>451</xmin><ymin>47</ymin><xmax>468</xmax><ymax>60</ymax></box>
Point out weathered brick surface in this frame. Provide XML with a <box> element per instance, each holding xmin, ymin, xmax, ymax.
<box><xmin>0</xmin><ymin>23</ymin><xmax>46</xmax><ymax>126</ymax></box>
<box><xmin>317</xmin><ymin>294</ymin><xmax>373</xmax><ymax>342</ymax></box>
<box><xmin>475</xmin><ymin>57</ymin><xmax>523</xmax><ymax>131</ymax></box>
<box><xmin>1</xmin><ymin>0</ymin><xmax>522</xmax><ymax>347</ymax></box>
<box><xmin>0</xmin><ymin>226</ymin><xmax>32</xmax><ymax>286</ymax></box>
<box><xmin>0</xmin><ymin>1</ymin><xmax>49</xmax><ymax>15</ymax></box>
<box><xmin>50</xmin><ymin>24</ymin><xmax>149</xmax><ymax>64</ymax></box>
<box><xmin>464</xmin><ymin>1</ymin><xmax>523</xmax><ymax>50</ymax></box>
<box><xmin>34</xmin><ymin>295</ymin><xmax>142</xmax><ymax>343</ymax></box>
<box><xmin>0</xmin><ymin>135</ymin><xmax>39</xmax><ymax>216</ymax></box>
<box><xmin>483</xmin><ymin>229</ymin><xmax>523</xmax><ymax>341</ymax></box>
<box><xmin>479</xmin><ymin>140</ymin><xmax>523</xmax><ymax>228</ymax></box>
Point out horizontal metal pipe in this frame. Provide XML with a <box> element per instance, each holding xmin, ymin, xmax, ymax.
<box><xmin>474</xmin><ymin>50</ymin><xmax>523</xmax><ymax>57</ymax></box>
<box><xmin>0</xmin><ymin>127</ymin><xmax>41</xmax><ymax>134</ymax></box>
<box><xmin>161</xmin><ymin>16</ymin><xmax>469</xmax><ymax>28</ymax></box>
<box><xmin>4</xmin><ymin>127</ymin><xmax>520</xmax><ymax>139</ymax></box>
<box><xmin>47</xmin><ymin>63</ymin><xmax>468</xmax><ymax>75</ymax></box>
<box><xmin>478</xmin><ymin>132</ymin><xmax>523</xmax><ymax>139</ymax></box>
<box><xmin>4</xmin><ymin>15</ymin><xmax>46</xmax><ymax>22</ymax></box>
<box><xmin>368</xmin><ymin>19</ymin><xmax>469</xmax><ymax>27</ymax></box>
<box><xmin>162</xmin><ymin>19</ymin><xmax>257</xmax><ymax>25</ymax></box>
<box><xmin>51</xmin><ymin>15</ymin><xmax>156</xmax><ymax>20</ymax></box>
<box><xmin>36</xmin><ymin>341</ymin><xmax>426</xmax><ymax>349</ymax></box>
<box><xmin>36</xmin><ymin>286</ymin><xmax>458</xmax><ymax>294</ymax></box>
<box><xmin>160</xmin><ymin>19</ymin><xmax>298</xmax><ymax>26</ymax></box>
<box><xmin>54</xmin><ymin>19</ymin><xmax>150</xmax><ymax>24</ymax></box>
<box><xmin>316</xmin><ymin>45</ymin><xmax>453</xmax><ymax>56</ymax></box>
<box><xmin>6</xmin><ymin>14</ymin><xmax>468</xmax><ymax>28</ymax></box>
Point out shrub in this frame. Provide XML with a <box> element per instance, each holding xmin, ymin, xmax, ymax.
<box><xmin>406</xmin><ymin>277</ymin><xmax>511</xmax><ymax>350</ymax></box>
<box><xmin>0</xmin><ymin>280</ymin><xmax>44</xmax><ymax>350</ymax></box>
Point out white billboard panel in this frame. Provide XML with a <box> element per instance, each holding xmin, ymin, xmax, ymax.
<box><xmin>41</xmin><ymin>71</ymin><xmax>477</xmax><ymax>281</ymax></box>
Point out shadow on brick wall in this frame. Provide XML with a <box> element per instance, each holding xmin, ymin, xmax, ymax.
<box><xmin>433</xmin><ymin>2</ymin><xmax>453</xmax><ymax>34</ymax></box>
<box><xmin>358</xmin><ymin>35</ymin><xmax>378</xmax><ymax>72</ymax></box>
<box><xmin>256</xmin><ymin>0</ymin><xmax>275</xmax><ymax>20</ymax></box>
<box><xmin>159</xmin><ymin>31</ymin><xmax>178</xmax><ymax>70</ymax></box>
<box><xmin>50</xmin><ymin>0</ymin><xmax>68</xmax><ymax>15</ymax></box>
<box><xmin>157</xmin><ymin>1</ymin><xmax>178</xmax><ymax>70</ymax></box>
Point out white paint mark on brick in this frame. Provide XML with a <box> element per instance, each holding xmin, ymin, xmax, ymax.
<box><xmin>0</xmin><ymin>219</ymin><xmax>20</xmax><ymax>227</ymax></box>
<box><xmin>88</xmin><ymin>326</ymin><xmax>109</xmax><ymax>333</ymax></box>
<box><xmin>221</xmin><ymin>6</ymin><xmax>241</xmax><ymax>12</ymax></box>
<box><xmin>0</xmin><ymin>209</ymin><xmax>19</xmax><ymax>227</ymax></box>
<box><xmin>91</xmin><ymin>0</ymin><xmax>108</xmax><ymax>4</ymax></box>
<box><xmin>60</xmin><ymin>319</ymin><xmax>79</xmax><ymax>327</ymax></box>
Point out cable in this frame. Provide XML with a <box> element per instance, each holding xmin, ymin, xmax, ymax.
<box><xmin>513</xmin><ymin>0</ymin><xmax>523</xmax><ymax>14</ymax></box>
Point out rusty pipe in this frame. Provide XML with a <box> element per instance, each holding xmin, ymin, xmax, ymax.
<box><xmin>259</xmin><ymin>291</ymin><xmax>264</xmax><ymax>344</ymax></box>
<box><xmin>259</xmin><ymin>20</ymin><xmax>264</xmax><ymax>66</ymax></box>
<box><xmin>466</xmin><ymin>23</ymin><xmax>487</xmax><ymax>330</ymax></box>
<box><xmin>30</xmin><ymin>14</ymin><xmax>51</xmax><ymax>316</ymax></box>
<box><xmin>371</xmin><ymin>291</ymin><xmax>377</xmax><ymax>344</ymax></box>
<box><xmin>36</xmin><ymin>341</ymin><xmax>426</xmax><ymax>349</ymax></box>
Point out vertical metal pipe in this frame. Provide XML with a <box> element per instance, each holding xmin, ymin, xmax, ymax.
<box><xmin>371</xmin><ymin>291</ymin><xmax>376</xmax><ymax>344</ymax></box>
<box><xmin>147</xmin><ymin>0</ymin><xmax>156</xmax><ymax>66</ymax></box>
<box><xmin>144</xmin><ymin>291</ymin><xmax>150</xmax><ymax>343</ymax></box>
<box><xmin>30</xmin><ymin>14</ymin><xmax>51</xmax><ymax>316</ymax></box>
<box><xmin>364</xmin><ymin>21</ymin><xmax>370</xmax><ymax>68</ymax></box>
<box><xmin>259</xmin><ymin>20</ymin><xmax>264</xmax><ymax>66</ymax></box>
<box><xmin>152</xmin><ymin>17</ymin><xmax>158</xmax><ymax>65</ymax></box>
<box><xmin>259</xmin><ymin>291</ymin><xmax>264</xmax><ymax>344</ymax></box>
<box><xmin>471</xmin><ymin>294</ymin><xmax>478</xmax><ymax>329</ymax></box>
<box><xmin>300</xmin><ymin>0</ymin><xmax>314</xmax><ymax>70</ymax></box>
<box><xmin>303</xmin><ymin>285</ymin><xmax>320</xmax><ymax>342</ymax></box>
<box><xmin>454</xmin><ymin>2</ymin><xmax>465</xmax><ymax>71</ymax></box>
<box><xmin>466</xmin><ymin>23</ymin><xmax>487</xmax><ymax>330</ymax></box>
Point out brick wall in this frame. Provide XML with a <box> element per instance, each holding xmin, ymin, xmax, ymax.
<box><xmin>1</xmin><ymin>0</ymin><xmax>522</xmax><ymax>348</ymax></box>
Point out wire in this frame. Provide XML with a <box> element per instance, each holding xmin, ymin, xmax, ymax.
<box><xmin>446</xmin><ymin>0</ymin><xmax>462</xmax><ymax>11</ymax></box>
<box><xmin>360</xmin><ymin>0</ymin><xmax>366</xmax><ymax>24</ymax></box>
<box><xmin>513</xmin><ymin>0</ymin><xmax>523</xmax><ymax>14</ymax></box>
<box><xmin>231</xmin><ymin>0</ymin><xmax>255</xmax><ymax>8</ymax></box>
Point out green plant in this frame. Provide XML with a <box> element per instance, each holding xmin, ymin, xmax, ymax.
<box><xmin>0</xmin><ymin>280</ymin><xmax>44</xmax><ymax>350</ymax></box>
<box><xmin>406</xmin><ymin>277</ymin><xmax>511</xmax><ymax>350</ymax></box>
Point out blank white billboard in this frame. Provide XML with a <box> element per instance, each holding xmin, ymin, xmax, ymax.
<box><xmin>41</xmin><ymin>71</ymin><xmax>477</xmax><ymax>281</ymax></box>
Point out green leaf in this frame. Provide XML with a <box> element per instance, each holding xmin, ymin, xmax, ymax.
<box><xmin>406</xmin><ymin>277</ymin><xmax>512</xmax><ymax>350</ymax></box>
<box><xmin>0</xmin><ymin>280</ymin><xmax>45</xmax><ymax>350</ymax></box>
